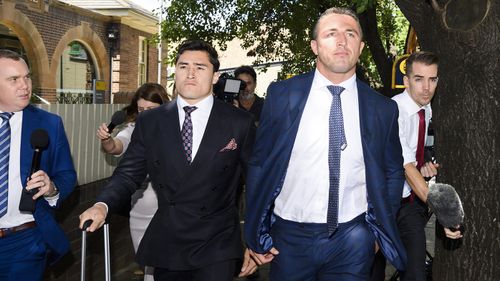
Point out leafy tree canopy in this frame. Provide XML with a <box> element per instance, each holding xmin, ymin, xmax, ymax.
<box><xmin>158</xmin><ymin>0</ymin><xmax>408</xmax><ymax>90</ymax></box>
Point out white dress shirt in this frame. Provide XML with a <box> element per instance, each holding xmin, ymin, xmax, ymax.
<box><xmin>274</xmin><ymin>70</ymin><xmax>367</xmax><ymax>223</ymax></box>
<box><xmin>0</xmin><ymin>111</ymin><xmax>36</xmax><ymax>228</ymax></box>
<box><xmin>392</xmin><ymin>90</ymin><xmax>432</xmax><ymax>198</ymax></box>
<box><xmin>177</xmin><ymin>95</ymin><xmax>214</xmax><ymax>162</ymax></box>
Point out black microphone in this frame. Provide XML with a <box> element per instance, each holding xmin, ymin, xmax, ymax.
<box><xmin>427</xmin><ymin>183</ymin><xmax>465</xmax><ymax>231</ymax></box>
<box><xmin>107</xmin><ymin>110</ymin><xmax>126</xmax><ymax>133</ymax></box>
<box><xmin>19</xmin><ymin>129</ymin><xmax>49</xmax><ymax>212</ymax></box>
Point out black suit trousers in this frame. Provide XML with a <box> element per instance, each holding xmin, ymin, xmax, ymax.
<box><xmin>397</xmin><ymin>199</ymin><xmax>429</xmax><ymax>281</ymax></box>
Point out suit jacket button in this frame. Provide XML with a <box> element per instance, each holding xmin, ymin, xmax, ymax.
<box><xmin>169</xmin><ymin>200</ymin><xmax>175</xmax><ymax>206</ymax></box>
<box><xmin>159</xmin><ymin>184</ymin><xmax>165</xmax><ymax>189</ymax></box>
<box><xmin>200</xmin><ymin>206</ymin><xmax>207</xmax><ymax>211</ymax></box>
<box><xmin>211</xmin><ymin>186</ymin><xmax>217</xmax><ymax>191</ymax></box>
<box><xmin>154</xmin><ymin>160</ymin><xmax>160</xmax><ymax>166</ymax></box>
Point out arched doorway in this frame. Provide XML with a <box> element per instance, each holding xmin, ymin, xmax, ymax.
<box><xmin>56</xmin><ymin>41</ymin><xmax>98</xmax><ymax>104</ymax></box>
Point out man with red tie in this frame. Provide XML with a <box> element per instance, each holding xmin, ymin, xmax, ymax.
<box><xmin>388</xmin><ymin>51</ymin><xmax>462</xmax><ymax>281</ymax></box>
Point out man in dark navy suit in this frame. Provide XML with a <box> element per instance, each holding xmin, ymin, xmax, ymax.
<box><xmin>0</xmin><ymin>49</ymin><xmax>76</xmax><ymax>280</ymax></box>
<box><xmin>245</xmin><ymin>7</ymin><xmax>407</xmax><ymax>281</ymax></box>
<box><xmin>80</xmin><ymin>40</ymin><xmax>257</xmax><ymax>281</ymax></box>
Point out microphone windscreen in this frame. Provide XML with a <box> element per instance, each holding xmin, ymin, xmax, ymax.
<box><xmin>108</xmin><ymin>110</ymin><xmax>127</xmax><ymax>132</ymax></box>
<box><xmin>30</xmin><ymin>129</ymin><xmax>49</xmax><ymax>149</ymax></box>
<box><xmin>427</xmin><ymin>183</ymin><xmax>464</xmax><ymax>228</ymax></box>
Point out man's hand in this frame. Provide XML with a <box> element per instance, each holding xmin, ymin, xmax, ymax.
<box><xmin>79</xmin><ymin>203</ymin><xmax>108</xmax><ymax>232</ymax></box>
<box><xmin>444</xmin><ymin>227</ymin><xmax>463</xmax><ymax>239</ymax></box>
<box><xmin>26</xmin><ymin>170</ymin><xmax>56</xmax><ymax>199</ymax></box>
<box><xmin>248</xmin><ymin>247</ymin><xmax>279</xmax><ymax>265</ymax></box>
<box><xmin>420</xmin><ymin>162</ymin><xmax>440</xmax><ymax>179</ymax></box>
<box><xmin>238</xmin><ymin>248</ymin><xmax>258</xmax><ymax>277</ymax></box>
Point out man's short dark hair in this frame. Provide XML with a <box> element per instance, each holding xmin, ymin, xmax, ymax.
<box><xmin>312</xmin><ymin>7</ymin><xmax>363</xmax><ymax>40</ymax></box>
<box><xmin>0</xmin><ymin>49</ymin><xmax>23</xmax><ymax>61</ymax></box>
<box><xmin>405</xmin><ymin>51</ymin><xmax>439</xmax><ymax>76</ymax></box>
<box><xmin>175</xmin><ymin>40</ymin><xmax>220</xmax><ymax>72</ymax></box>
<box><xmin>234</xmin><ymin>65</ymin><xmax>257</xmax><ymax>83</ymax></box>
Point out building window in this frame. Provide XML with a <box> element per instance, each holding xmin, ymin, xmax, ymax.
<box><xmin>56</xmin><ymin>41</ymin><xmax>97</xmax><ymax>104</ymax></box>
<box><xmin>138</xmin><ymin>36</ymin><xmax>148</xmax><ymax>86</ymax></box>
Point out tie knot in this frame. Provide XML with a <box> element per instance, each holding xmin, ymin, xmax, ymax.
<box><xmin>183</xmin><ymin>106</ymin><xmax>197</xmax><ymax>115</ymax></box>
<box><xmin>0</xmin><ymin>112</ymin><xmax>13</xmax><ymax>121</ymax></box>
<box><xmin>327</xmin><ymin>85</ymin><xmax>345</xmax><ymax>96</ymax></box>
<box><xmin>418</xmin><ymin>109</ymin><xmax>425</xmax><ymax>118</ymax></box>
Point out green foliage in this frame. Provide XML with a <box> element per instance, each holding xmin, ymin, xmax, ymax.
<box><xmin>359</xmin><ymin>0</ymin><xmax>409</xmax><ymax>87</ymax></box>
<box><xmin>159</xmin><ymin>0</ymin><xmax>408</xmax><ymax>85</ymax></box>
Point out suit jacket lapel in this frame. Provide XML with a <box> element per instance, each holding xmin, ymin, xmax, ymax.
<box><xmin>190</xmin><ymin>100</ymin><xmax>229</xmax><ymax>168</ymax></box>
<box><xmin>20</xmin><ymin>105</ymin><xmax>37</xmax><ymax>183</ymax></box>
<box><xmin>286</xmin><ymin>71</ymin><xmax>315</xmax><ymax>132</ymax></box>
<box><xmin>357</xmin><ymin>80</ymin><xmax>375</xmax><ymax>151</ymax></box>
<box><xmin>162</xmin><ymin>102</ymin><xmax>190</xmax><ymax>176</ymax></box>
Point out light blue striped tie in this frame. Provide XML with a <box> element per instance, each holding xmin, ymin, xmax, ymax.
<box><xmin>0</xmin><ymin>112</ymin><xmax>13</xmax><ymax>218</ymax></box>
<box><xmin>326</xmin><ymin>85</ymin><xmax>346</xmax><ymax>235</ymax></box>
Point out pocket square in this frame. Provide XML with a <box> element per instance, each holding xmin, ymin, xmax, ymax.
<box><xmin>219</xmin><ymin>138</ymin><xmax>238</xmax><ymax>152</ymax></box>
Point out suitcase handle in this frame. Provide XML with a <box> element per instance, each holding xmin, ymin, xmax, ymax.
<box><xmin>81</xmin><ymin>219</ymin><xmax>111</xmax><ymax>281</ymax></box>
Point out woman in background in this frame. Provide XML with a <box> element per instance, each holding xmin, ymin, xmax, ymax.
<box><xmin>96</xmin><ymin>83</ymin><xmax>169</xmax><ymax>281</ymax></box>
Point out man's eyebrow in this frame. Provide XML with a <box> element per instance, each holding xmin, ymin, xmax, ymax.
<box><xmin>345</xmin><ymin>28</ymin><xmax>360</xmax><ymax>35</ymax></box>
<box><xmin>412</xmin><ymin>75</ymin><xmax>438</xmax><ymax>79</ymax></box>
<box><xmin>177</xmin><ymin>62</ymin><xmax>208</xmax><ymax>67</ymax></box>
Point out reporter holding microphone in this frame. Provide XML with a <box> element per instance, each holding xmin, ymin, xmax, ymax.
<box><xmin>0</xmin><ymin>49</ymin><xmax>76</xmax><ymax>280</ymax></box>
<box><xmin>371</xmin><ymin>52</ymin><xmax>462</xmax><ymax>281</ymax></box>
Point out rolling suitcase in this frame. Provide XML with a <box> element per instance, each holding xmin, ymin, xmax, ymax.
<box><xmin>81</xmin><ymin>220</ymin><xmax>111</xmax><ymax>281</ymax></box>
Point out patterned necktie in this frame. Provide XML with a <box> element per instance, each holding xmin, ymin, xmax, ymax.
<box><xmin>0</xmin><ymin>112</ymin><xmax>13</xmax><ymax>218</ymax></box>
<box><xmin>181</xmin><ymin>106</ymin><xmax>197</xmax><ymax>163</ymax></box>
<box><xmin>415</xmin><ymin>109</ymin><xmax>426</xmax><ymax>170</ymax></box>
<box><xmin>326</xmin><ymin>85</ymin><xmax>346</xmax><ymax>235</ymax></box>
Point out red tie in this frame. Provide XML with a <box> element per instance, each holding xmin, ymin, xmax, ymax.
<box><xmin>407</xmin><ymin>109</ymin><xmax>426</xmax><ymax>203</ymax></box>
<box><xmin>415</xmin><ymin>109</ymin><xmax>426</xmax><ymax>170</ymax></box>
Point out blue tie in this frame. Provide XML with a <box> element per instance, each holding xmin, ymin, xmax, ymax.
<box><xmin>0</xmin><ymin>112</ymin><xmax>13</xmax><ymax>218</ymax></box>
<box><xmin>326</xmin><ymin>85</ymin><xmax>346</xmax><ymax>235</ymax></box>
<box><xmin>181</xmin><ymin>106</ymin><xmax>197</xmax><ymax>163</ymax></box>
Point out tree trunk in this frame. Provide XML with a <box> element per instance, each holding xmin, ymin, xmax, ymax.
<box><xmin>396</xmin><ymin>0</ymin><xmax>499</xmax><ymax>280</ymax></box>
<box><xmin>359</xmin><ymin>3</ymin><xmax>393</xmax><ymax>96</ymax></box>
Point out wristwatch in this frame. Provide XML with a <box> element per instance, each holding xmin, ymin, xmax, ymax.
<box><xmin>44</xmin><ymin>182</ymin><xmax>59</xmax><ymax>197</ymax></box>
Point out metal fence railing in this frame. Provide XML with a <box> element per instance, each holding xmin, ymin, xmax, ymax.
<box><xmin>57</xmin><ymin>92</ymin><xmax>94</xmax><ymax>104</ymax></box>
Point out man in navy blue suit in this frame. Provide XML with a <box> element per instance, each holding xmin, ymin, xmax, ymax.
<box><xmin>0</xmin><ymin>49</ymin><xmax>76</xmax><ymax>280</ymax></box>
<box><xmin>244</xmin><ymin>7</ymin><xmax>406</xmax><ymax>280</ymax></box>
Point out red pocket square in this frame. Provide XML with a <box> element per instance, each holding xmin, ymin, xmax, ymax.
<box><xmin>220</xmin><ymin>138</ymin><xmax>238</xmax><ymax>152</ymax></box>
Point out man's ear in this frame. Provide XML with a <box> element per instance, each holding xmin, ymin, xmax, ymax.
<box><xmin>311</xmin><ymin>40</ymin><xmax>318</xmax><ymax>56</ymax></box>
<box><xmin>212</xmin><ymin>71</ymin><xmax>220</xmax><ymax>85</ymax></box>
<box><xmin>403</xmin><ymin>75</ymin><xmax>409</xmax><ymax>88</ymax></box>
<box><xmin>359</xmin><ymin>41</ymin><xmax>365</xmax><ymax>54</ymax></box>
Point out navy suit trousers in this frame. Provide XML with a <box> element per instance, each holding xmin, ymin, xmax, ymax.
<box><xmin>0</xmin><ymin>227</ymin><xmax>46</xmax><ymax>281</ymax></box>
<box><xmin>270</xmin><ymin>214</ymin><xmax>375</xmax><ymax>281</ymax></box>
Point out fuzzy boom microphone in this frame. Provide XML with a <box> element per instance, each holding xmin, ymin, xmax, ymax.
<box><xmin>427</xmin><ymin>183</ymin><xmax>464</xmax><ymax>228</ymax></box>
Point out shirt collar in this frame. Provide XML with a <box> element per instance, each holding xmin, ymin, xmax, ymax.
<box><xmin>312</xmin><ymin>69</ymin><xmax>357</xmax><ymax>94</ymax></box>
<box><xmin>402</xmin><ymin>90</ymin><xmax>431</xmax><ymax>115</ymax></box>
<box><xmin>176</xmin><ymin>94</ymin><xmax>214</xmax><ymax>113</ymax></box>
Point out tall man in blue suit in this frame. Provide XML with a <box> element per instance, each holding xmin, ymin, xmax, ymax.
<box><xmin>245</xmin><ymin>7</ymin><xmax>406</xmax><ymax>280</ymax></box>
<box><xmin>0</xmin><ymin>49</ymin><xmax>76</xmax><ymax>280</ymax></box>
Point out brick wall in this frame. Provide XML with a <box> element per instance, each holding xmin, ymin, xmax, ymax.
<box><xmin>44</xmin><ymin>179</ymin><xmax>136</xmax><ymax>281</ymax></box>
<box><xmin>17</xmin><ymin>3</ymin><xmax>109</xmax><ymax>63</ymax></box>
<box><xmin>117</xmin><ymin>24</ymin><xmax>160</xmax><ymax>92</ymax></box>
